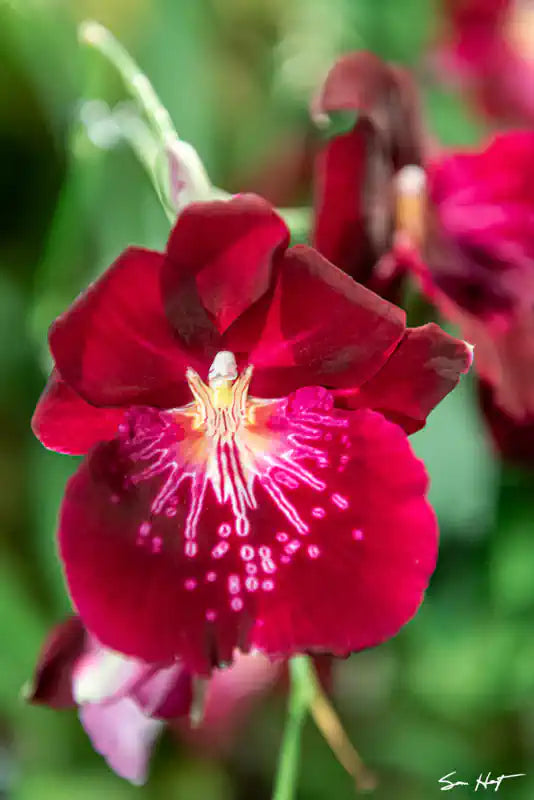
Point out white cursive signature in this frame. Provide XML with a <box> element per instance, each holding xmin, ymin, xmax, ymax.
<box><xmin>439</xmin><ymin>771</ymin><xmax>526</xmax><ymax>792</ymax></box>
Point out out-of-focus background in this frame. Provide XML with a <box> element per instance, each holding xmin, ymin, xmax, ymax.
<box><xmin>1</xmin><ymin>0</ymin><xmax>533</xmax><ymax>797</ymax></box>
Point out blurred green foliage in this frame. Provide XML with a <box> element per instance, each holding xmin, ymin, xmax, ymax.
<box><xmin>1</xmin><ymin>0</ymin><xmax>533</xmax><ymax>797</ymax></box>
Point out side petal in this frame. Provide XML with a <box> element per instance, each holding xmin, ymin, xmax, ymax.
<box><xmin>49</xmin><ymin>247</ymin><xmax>209</xmax><ymax>409</ymax></box>
<box><xmin>164</xmin><ymin>194</ymin><xmax>290</xmax><ymax>333</ymax></box>
<box><xmin>225</xmin><ymin>244</ymin><xmax>406</xmax><ymax>396</ymax></box>
<box><xmin>79</xmin><ymin>698</ymin><xmax>163</xmax><ymax>785</ymax></box>
<box><xmin>32</xmin><ymin>370</ymin><xmax>124</xmax><ymax>455</ymax></box>
<box><xmin>340</xmin><ymin>324</ymin><xmax>473</xmax><ymax>432</ymax></box>
<box><xmin>26</xmin><ymin>616</ymin><xmax>85</xmax><ymax>708</ymax></box>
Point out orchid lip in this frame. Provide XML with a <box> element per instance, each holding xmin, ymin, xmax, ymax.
<box><xmin>117</xmin><ymin>358</ymin><xmax>355</xmax><ymax>616</ymax></box>
<box><xmin>59</xmin><ymin>356</ymin><xmax>440</xmax><ymax>668</ymax></box>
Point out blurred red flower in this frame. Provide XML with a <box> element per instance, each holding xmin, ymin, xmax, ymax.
<box><xmin>317</xmin><ymin>49</ymin><xmax>534</xmax><ymax>466</ymax></box>
<box><xmin>32</xmin><ymin>194</ymin><xmax>470</xmax><ymax>674</ymax></box>
<box><xmin>312</xmin><ymin>52</ymin><xmax>424</xmax><ymax>301</ymax></box>
<box><xmin>439</xmin><ymin>0</ymin><xmax>534</xmax><ymax>125</ymax></box>
<box><xmin>412</xmin><ymin>131</ymin><xmax>534</xmax><ymax>462</ymax></box>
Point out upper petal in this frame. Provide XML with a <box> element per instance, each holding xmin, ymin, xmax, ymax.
<box><xmin>32</xmin><ymin>370</ymin><xmax>125</xmax><ymax>455</ymax></box>
<box><xmin>164</xmin><ymin>194</ymin><xmax>290</xmax><ymax>333</ymax></box>
<box><xmin>338</xmin><ymin>324</ymin><xmax>473</xmax><ymax>432</ymax></box>
<box><xmin>49</xmin><ymin>247</ymin><xmax>209</xmax><ymax>410</ymax></box>
<box><xmin>224</xmin><ymin>244</ymin><xmax>406</xmax><ymax>396</ymax></box>
<box><xmin>26</xmin><ymin>616</ymin><xmax>86</xmax><ymax>709</ymax></box>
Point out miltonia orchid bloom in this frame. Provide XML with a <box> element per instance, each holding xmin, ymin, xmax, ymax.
<box><xmin>32</xmin><ymin>194</ymin><xmax>471</xmax><ymax>674</ymax></box>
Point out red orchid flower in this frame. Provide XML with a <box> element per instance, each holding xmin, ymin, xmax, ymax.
<box><xmin>438</xmin><ymin>0</ymin><xmax>534</xmax><ymax>126</ymax></box>
<box><xmin>32</xmin><ymin>194</ymin><xmax>470</xmax><ymax>674</ymax></box>
<box><xmin>27</xmin><ymin>616</ymin><xmax>280</xmax><ymax>784</ymax></box>
<box><xmin>312</xmin><ymin>52</ymin><xmax>424</xmax><ymax>300</ymax></box>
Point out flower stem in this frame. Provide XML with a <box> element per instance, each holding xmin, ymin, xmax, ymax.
<box><xmin>78</xmin><ymin>21</ymin><xmax>313</xmax><ymax>233</ymax></box>
<box><xmin>307</xmin><ymin>671</ymin><xmax>377</xmax><ymax>793</ymax></box>
<box><xmin>112</xmin><ymin>106</ymin><xmax>175</xmax><ymax>222</ymax></box>
<box><xmin>272</xmin><ymin>655</ymin><xmax>376</xmax><ymax>799</ymax></box>
<box><xmin>78</xmin><ymin>20</ymin><xmax>213</xmax><ymax>215</ymax></box>
<box><xmin>79</xmin><ymin>20</ymin><xmax>177</xmax><ymax>145</ymax></box>
<box><xmin>272</xmin><ymin>656</ymin><xmax>314</xmax><ymax>800</ymax></box>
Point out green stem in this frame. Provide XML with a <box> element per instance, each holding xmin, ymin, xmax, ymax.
<box><xmin>78</xmin><ymin>20</ymin><xmax>213</xmax><ymax>215</ymax></box>
<box><xmin>112</xmin><ymin>107</ymin><xmax>175</xmax><ymax>222</ymax></box>
<box><xmin>78</xmin><ymin>22</ymin><xmax>312</xmax><ymax>232</ymax></box>
<box><xmin>272</xmin><ymin>656</ymin><xmax>315</xmax><ymax>800</ymax></box>
<box><xmin>79</xmin><ymin>20</ymin><xmax>178</xmax><ymax>145</ymax></box>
